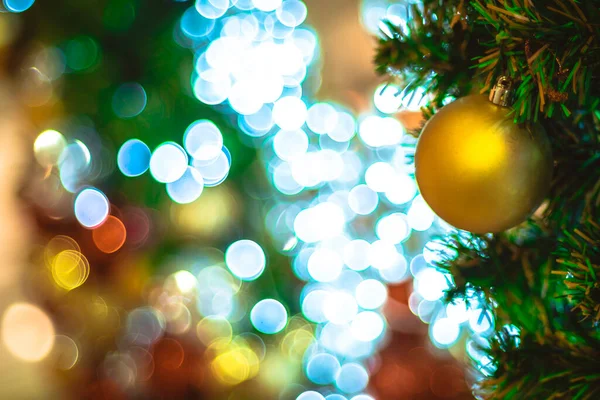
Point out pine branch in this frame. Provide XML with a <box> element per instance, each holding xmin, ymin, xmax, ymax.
<box><xmin>378</xmin><ymin>1</ymin><xmax>600</xmax><ymax>397</ymax></box>
<box><xmin>545</xmin><ymin>115</ymin><xmax>600</xmax><ymax>227</ymax></box>
<box><xmin>434</xmin><ymin>227</ymin><xmax>600</xmax><ymax>399</ymax></box>
<box><xmin>476</xmin><ymin>329</ymin><xmax>600</xmax><ymax>400</ymax></box>
<box><xmin>556</xmin><ymin>218</ymin><xmax>600</xmax><ymax>324</ymax></box>
<box><xmin>472</xmin><ymin>0</ymin><xmax>600</xmax><ymax>123</ymax></box>
<box><xmin>375</xmin><ymin>0</ymin><xmax>488</xmax><ymax>110</ymax></box>
<box><xmin>376</xmin><ymin>0</ymin><xmax>600</xmax><ymax>122</ymax></box>
<box><xmin>435</xmin><ymin>226</ymin><xmax>558</xmax><ymax>336</ymax></box>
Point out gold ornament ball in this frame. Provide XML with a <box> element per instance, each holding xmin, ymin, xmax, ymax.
<box><xmin>415</xmin><ymin>94</ymin><xmax>553</xmax><ymax>233</ymax></box>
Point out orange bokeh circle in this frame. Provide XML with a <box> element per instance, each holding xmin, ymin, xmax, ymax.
<box><xmin>92</xmin><ymin>216</ymin><xmax>127</xmax><ymax>254</ymax></box>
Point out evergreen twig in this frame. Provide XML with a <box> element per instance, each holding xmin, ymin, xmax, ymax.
<box><xmin>377</xmin><ymin>1</ymin><xmax>600</xmax><ymax>397</ymax></box>
<box><xmin>556</xmin><ymin>219</ymin><xmax>600</xmax><ymax>324</ymax></box>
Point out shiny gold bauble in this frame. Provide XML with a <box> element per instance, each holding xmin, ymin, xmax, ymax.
<box><xmin>415</xmin><ymin>95</ymin><xmax>553</xmax><ymax>233</ymax></box>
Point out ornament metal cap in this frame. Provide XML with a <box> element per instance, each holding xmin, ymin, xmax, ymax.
<box><xmin>489</xmin><ymin>76</ymin><xmax>514</xmax><ymax>107</ymax></box>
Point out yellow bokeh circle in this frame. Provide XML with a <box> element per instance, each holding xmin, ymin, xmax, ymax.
<box><xmin>51</xmin><ymin>250</ymin><xmax>90</xmax><ymax>291</ymax></box>
<box><xmin>196</xmin><ymin>316</ymin><xmax>233</xmax><ymax>346</ymax></box>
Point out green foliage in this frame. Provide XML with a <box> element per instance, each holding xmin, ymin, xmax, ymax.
<box><xmin>385</xmin><ymin>0</ymin><xmax>600</xmax><ymax>263</ymax></box>
<box><xmin>379</xmin><ymin>3</ymin><xmax>600</xmax><ymax>392</ymax></box>
<box><xmin>437</xmin><ymin>227</ymin><xmax>557</xmax><ymax>338</ymax></box>
<box><xmin>376</xmin><ymin>0</ymin><xmax>488</xmax><ymax>111</ymax></box>
<box><xmin>545</xmin><ymin>115</ymin><xmax>600</xmax><ymax>227</ymax></box>
<box><xmin>477</xmin><ymin>330</ymin><xmax>600</xmax><ymax>400</ymax></box>
<box><xmin>472</xmin><ymin>0</ymin><xmax>600</xmax><ymax>123</ymax></box>
<box><xmin>377</xmin><ymin>0</ymin><xmax>600</xmax><ymax>123</ymax></box>
<box><xmin>433</xmin><ymin>226</ymin><xmax>600</xmax><ymax>398</ymax></box>
<box><xmin>557</xmin><ymin>219</ymin><xmax>600</xmax><ymax>324</ymax></box>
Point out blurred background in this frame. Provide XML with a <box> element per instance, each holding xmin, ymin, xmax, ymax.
<box><xmin>0</xmin><ymin>0</ymin><xmax>481</xmax><ymax>398</ymax></box>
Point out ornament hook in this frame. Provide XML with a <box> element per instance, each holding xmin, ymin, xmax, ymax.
<box><xmin>489</xmin><ymin>76</ymin><xmax>514</xmax><ymax>107</ymax></box>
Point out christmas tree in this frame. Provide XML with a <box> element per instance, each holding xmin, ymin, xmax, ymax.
<box><xmin>377</xmin><ymin>0</ymin><xmax>600</xmax><ymax>398</ymax></box>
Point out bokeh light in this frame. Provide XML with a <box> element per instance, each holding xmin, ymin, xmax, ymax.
<box><xmin>273</xmin><ymin>162</ymin><xmax>303</xmax><ymax>195</ymax></box>
<box><xmin>276</xmin><ymin>0</ymin><xmax>307</xmax><ymax>27</ymax></box>
<box><xmin>306</xmin><ymin>353</ymin><xmax>341</xmax><ymax>385</ymax></box>
<box><xmin>343</xmin><ymin>240</ymin><xmax>371</xmax><ymax>272</ymax></box>
<box><xmin>365</xmin><ymin>162</ymin><xmax>396</xmax><ymax>192</ymax></box>
<box><xmin>423</xmin><ymin>239</ymin><xmax>457</xmax><ymax>265</ymax></box>
<box><xmin>92</xmin><ymin>216</ymin><xmax>127</xmax><ymax>253</ymax></box>
<box><xmin>45</xmin><ymin>235</ymin><xmax>80</xmax><ymax>267</ymax></box>
<box><xmin>243</xmin><ymin>105</ymin><xmax>274</xmax><ymax>135</ymax></box>
<box><xmin>469</xmin><ymin>309</ymin><xmax>494</xmax><ymax>334</ymax></box>
<box><xmin>307</xmin><ymin>103</ymin><xmax>338</xmax><ymax>135</ymax></box>
<box><xmin>196</xmin><ymin>265</ymin><xmax>242</xmax><ymax>319</ymax></box>
<box><xmin>1</xmin><ymin>303</ymin><xmax>54</xmax><ymax>362</ymax></box>
<box><xmin>446</xmin><ymin>299</ymin><xmax>470</xmax><ymax>323</ymax></box>
<box><xmin>280</xmin><ymin>323</ymin><xmax>315</xmax><ymax>360</ymax></box>
<box><xmin>64</xmin><ymin>36</ymin><xmax>99</xmax><ymax>71</ymax></box>
<box><xmin>378</xmin><ymin>254</ymin><xmax>409</xmax><ymax>283</ymax></box>
<box><xmin>112</xmin><ymin>82</ymin><xmax>147</xmax><ymax>118</ymax></box>
<box><xmin>196</xmin><ymin>0</ymin><xmax>228</xmax><ymax>19</ymax></box>
<box><xmin>34</xmin><ymin>129</ymin><xmax>67</xmax><ymax>166</ymax></box>
<box><xmin>297</xmin><ymin>391</ymin><xmax>325</xmax><ymax>400</ymax></box>
<box><xmin>21</xmin><ymin>0</ymin><xmax>480</xmax><ymax>395</ymax></box>
<box><xmin>294</xmin><ymin>202</ymin><xmax>345</xmax><ymax>243</ymax></box>
<box><xmin>166</xmin><ymin>166</ymin><xmax>204</xmax><ymax>204</ymax></box>
<box><xmin>361</xmin><ymin>0</ymin><xmax>386</xmax><ymax>34</ymax></box>
<box><xmin>50</xmin><ymin>335</ymin><xmax>79</xmax><ymax>370</ymax></box>
<box><xmin>229</xmin><ymin>80</ymin><xmax>265</xmax><ymax>115</ymax></box>
<box><xmin>153</xmin><ymin>337</ymin><xmax>185</xmax><ymax>371</ymax></box>
<box><xmin>3</xmin><ymin>0</ymin><xmax>35</xmax><ymax>13</ymax></box>
<box><xmin>407</xmin><ymin>195</ymin><xmax>436</xmax><ymax>231</ymax></box>
<box><xmin>414</xmin><ymin>268</ymin><xmax>450</xmax><ymax>301</ymax></box>
<box><xmin>374</xmin><ymin>83</ymin><xmax>402</xmax><ymax>114</ymax></box>
<box><xmin>211</xmin><ymin>343</ymin><xmax>260</xmax><ymax>385</ymax></box>
<box><xmin>385</xmin><ymin>172</ymin><xmax>417</xmax><ymax>205</ymax></box>
<box><xmin>125</xmin><ymin>307</ymin><xmax>166</xmax><ymax>346</ymax></box>
<box><xmin>301</xmin><ymin>289</ymin><xmax>328</xmax><ymax>323</ymax></box>
<box><xmin>376</xmin><ymin>213</ymin><xmax>410</xmax><ymax>244</ymax></box>
<box><xmin>351</xmin><ymin>311</ymin><xmax>384</xmax><ymax>342</ymax></box>
<box><xmin>172</xmin><ymin>270</ymin><xmax>197</xmax><ymax>294</ymax></box>
<box><xmin>328</xmin><ymin>112</ymin><xmax>356</xmax><ymax>143</ymax></box>
<box><xmin>149</xmin><ymin>142</ymin><xmax>188</xmax><ymax>183</ymax></box>
<box><xmin>51</xmin><ymin>250</ymin><xmax>90</xmax><ymax>290</ymax></box>
<box><xmin>401</xmin><ymin>85</ymin><xmax>428</xmax><ymax>111</ymax></box>
<box><xmin>359</xmin><ymin>116</ymin><xmax>403</xmax><ymax>147</ymax></box>
<box><xmin>193</xmin><ymin>147</ymin><xmax>230</xmax><ymax>187</ymax></box>
<box><xmin>225</xmin><ymin>239</ymin><xmax>266</xmax><ymax>281</ymax></box>
<box><xmin>273</xmin><ymin>96</ymin><xmax>307</xmax><ymax>130</ymax></box>
<box><xmin>348</xmin><ymin>185</ymin><xmax>378</xmax><ymax>216</ymax></box>
<box><xmin>74</xmin><ymin>188</ymin><xmax>110</xmax><ymax>228</ymax></box>
<box><xmin>335</xmin><ymin>363</ymin><xmax>369</xmax><ymax>394</ymax></box>
<box><xmin>193</xmin><ymin>69</ymin><xmax>231</xmax><ymax>105</ymax></box>
<box><xmin>308</xmin><ymin>248</ymin><xmax>343</xmax><ymax>282</ymax></box>
<box><xmin>196</xmin><ymin>316</ymin><xmax>233</xmax><ymax>346</ymax></box>
<box><xmin>351</xmin><ymin>395</ymin><xmax>374</xmax><ymax>400</ymax></box>
<box><xmin>183</xmin><ymin>119</ymin><xmax>223</xmax><ymax>162</ymax></box>
<box><xmin>59</xmin><ymin>141</ymin><xmax>92</xmax><ymax>193</ymax></box>
<box><xmin>368</xmin><ymin>240</ymin><xmax>399</xmax><ymax>271</ymax></box>
<box><xmin>117</xmin><ymin>139</ymin><xmax>151</xmax><ymax>177</ymax></box>
<box><xmin>181</xmin><ymin>6</ymin><xmax>215</xmax><ymax>39</ymax></box>
<box><xmin>164</xmin><ymin>0</ymin><xmax>454</xmax><ymax>385</ymax></box>
<box><xmin>274</xmin><ymin>129</ymin><xmax>309</xmax><ymax>161</ymax></box>
<box><xmin>253</xmin><ymin>0</ymin><xmax>282</xmax><ymax>12</ymax></box>
<box><xmin>385</xmin><ymin>3</ymin><xmax>409</xmax><ymax>35</ymax></box>
<box><xmin>431</xmin><ymin>318</ymin><xmax>461</xmax><ymax>348</ymax></box>
<box><xmin>355</xmin><ymin>279</ymin><xmax>387</xmax><ymax>309</ymax></box>
<box><xmin>250</xmin><ymin>299</ymin><xmax>288</xmax><ymax>334</ymax></box>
